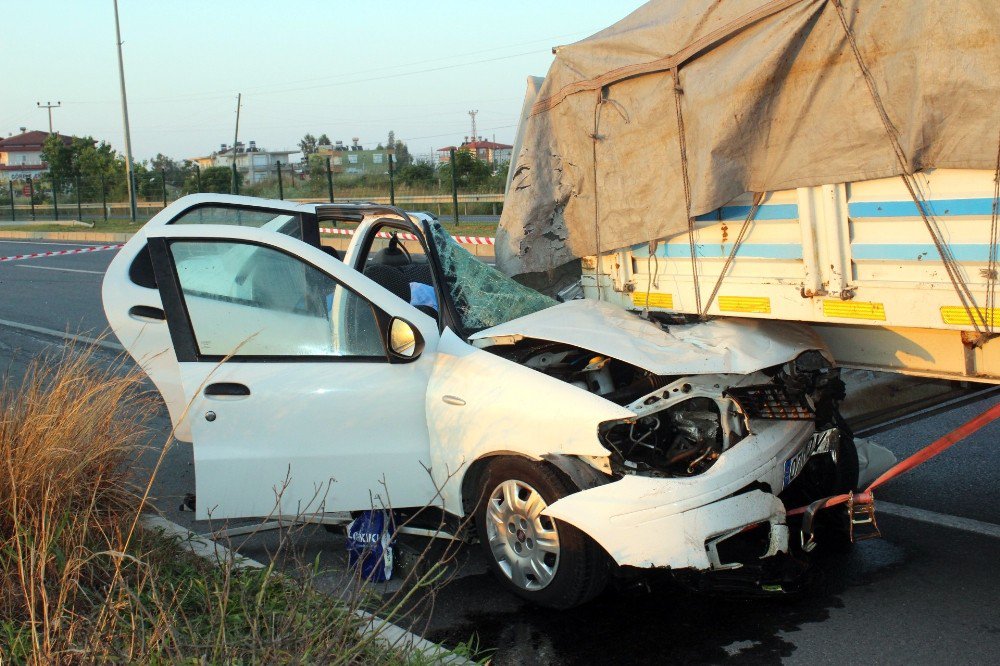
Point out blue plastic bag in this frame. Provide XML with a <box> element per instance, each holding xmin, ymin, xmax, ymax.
<box><xmin>346</xmin><ymin>510</ymin><xmax>394</xmax><ymax>582</ymax></box>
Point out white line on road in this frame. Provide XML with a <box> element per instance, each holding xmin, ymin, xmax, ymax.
<box><xmin>0</xmin><ymin>239</ymin><xmax>110</xmax><ymax>247</ymax></box>
<box><xmin>17</xmin><ymin>264</ymin><xmax>105</xmax><ymax>275</ymax></box>
<box><xmin>0</xmin><ymin>317</ymin><xmax>123</xmax><ymax>352</ymax></box>
<box><xmin>877</xmin><ymin>501</ymin><xmax>1000</xmax><ymax>539</ymax></box>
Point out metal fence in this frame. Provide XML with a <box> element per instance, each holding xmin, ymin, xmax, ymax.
<box><xmin>1</xmin><ymin>156</ymin><xmax>506</xmax><ymax>224</ymax></box>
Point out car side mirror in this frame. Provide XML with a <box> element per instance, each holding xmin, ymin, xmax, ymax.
<box><xmin>389</xmin><ymin>317</ymin><xmax>424</xmax><ymax>360</ymax></box>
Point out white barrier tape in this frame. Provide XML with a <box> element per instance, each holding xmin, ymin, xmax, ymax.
<box><xmin>0</xmin><ymin>243</ymin><xmax>124</xmax><ymax>264</ymax></box>
<box><xmin>320</xmin><ymin>227</ymin><xmax>495</xmax><ymax>246</ymax></box>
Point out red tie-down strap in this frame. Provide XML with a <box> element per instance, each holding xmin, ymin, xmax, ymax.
<box><xmin>793</xmin><ymin>401</ymin><xmax>1000</xmax><ymax>547</ymax></box>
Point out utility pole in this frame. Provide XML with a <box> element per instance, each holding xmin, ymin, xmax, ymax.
<box><xmin>112</xmin><ymin>0</ymin><xmax>137</xmax><ymax>222</ymax></box>
<box><xmin>468</xmin><ymin>110</ymin><xmax>478</xmax><ymax>143</ymax></box>
<box><xmin>449</xmin><ymin>148</ymin><xmax>459</xmax><ymax>226</ymax></box>
<box><xmin>231</xmin><ymin>93</ymin><xmax>242</xmax><ymax>195</ymax></box>
<box><xmin>36</xmin><ymin>101</ymin><xmax>61</xmax><ymax>133</ymax></box>
<box><xmin>387</xmin><ymin>149</ymin><xmax>395</xmax><ymax>206</ymax></box>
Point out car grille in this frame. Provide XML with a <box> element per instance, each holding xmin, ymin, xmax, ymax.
<box><xmin>724</xmin><ymin>384</ymin><xmax>814</xmax><ymax>420</ymax></box>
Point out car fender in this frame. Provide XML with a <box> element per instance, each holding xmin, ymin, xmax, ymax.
<box><xmin>426</xmin><ymin>329</ymin><xmax>634</xmax><ymax>516</ymax></box>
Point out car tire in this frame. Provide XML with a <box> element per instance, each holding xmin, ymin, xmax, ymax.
<box><xmin>472</xmin><ymin>457</ymin><xmax>608</xmax><ymax>609</ymax></box>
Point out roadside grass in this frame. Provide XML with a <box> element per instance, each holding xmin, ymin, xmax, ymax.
<box><xmin>0</xmin><ymin>346</ymin><xmax>478</xmax><ymax>664</ymax></box>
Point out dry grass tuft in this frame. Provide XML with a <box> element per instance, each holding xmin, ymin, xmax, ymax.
<box><xmin>0</xmin><ymin>347</ymin><xmax>476</xmax><ymax>664</ymax></box>
<box><xmin>0</xmin><ymin>346</ymin><xmax>153</xmax><ymax>662</ymax></box>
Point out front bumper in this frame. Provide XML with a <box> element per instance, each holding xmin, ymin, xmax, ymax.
<box><xmin>543</xmin><ymin>420</ymin><xmax>814</xmax><ymax>570</ymax></box>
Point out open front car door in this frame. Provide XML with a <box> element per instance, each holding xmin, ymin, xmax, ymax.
<box><xmin>140</xmin><ymin>223</ymin><xmax>440</xmax><ymax>520</ymax></box>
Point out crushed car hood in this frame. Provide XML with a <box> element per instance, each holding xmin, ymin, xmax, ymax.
<box><xmin>469</xmin><ymin>299</ymin><xmax>827</xmax><ymax>376</ymax></box>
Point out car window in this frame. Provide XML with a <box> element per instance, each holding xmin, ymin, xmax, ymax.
<box><xmin>428</xmin><ymin>222</ymin><xmax>556</xmax><ymax>332</ymax></box>
<box><xmin>171</xmin><ymin>206</ymin><xmax>302</xmax><ymax>240</ymax></box>
<box><xmin>170</xmin><ymin>240</ymin><xmax>383</xmax><ymax>358</ymax></box>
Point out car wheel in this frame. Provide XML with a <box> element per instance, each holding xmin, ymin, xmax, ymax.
<box><xmin>473</xmin><ymin>457</ymin><xmax>608</xmax><ymax>609</ymax></box>
<box><xmin>795</xmin><ymin>426</ymin><xmax>860</xmax><ymax>554</ymax></box>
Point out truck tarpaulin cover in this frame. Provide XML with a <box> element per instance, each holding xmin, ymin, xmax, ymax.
<box><xmin>496</xmin><ymin>0</ymin><xmax>1000</xmax><ymax>277</ymax></box>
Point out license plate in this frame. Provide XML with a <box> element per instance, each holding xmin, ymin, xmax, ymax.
<box><xmin>782</xmin><ymin>437</ymin><xmax>820</xmax><ymax>488</ymax></box>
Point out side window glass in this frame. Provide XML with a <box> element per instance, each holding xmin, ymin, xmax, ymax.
<box><xmin>170</xmin><ymin>240</ymin><xmax>383</xmax><ymax>358</ymax></box>
<box><xmin>171</xmin><ymin>206</ymin><xmax>302</xmax><ymax>240</ymax></box>
<box><xmin>128</xmin><ymin>243</ymin><xmax>157</xmax><ymax>288</ymax></box>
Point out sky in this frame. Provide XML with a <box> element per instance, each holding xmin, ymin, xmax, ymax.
<box><xmin>2</xmin><ymin>1</ymin><xmax>647</xmax><ymax>163</ymax></box>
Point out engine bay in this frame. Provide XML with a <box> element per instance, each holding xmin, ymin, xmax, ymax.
<box><xmin>489</xmin><ymin>340</ymin><xmax>847</xmax><ymax>479</ymax></box>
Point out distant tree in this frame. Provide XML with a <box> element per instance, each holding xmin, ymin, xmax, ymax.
<box><xmin>317</xmin><ymin>134</ymin><xmax>332</xmax><ymax>146</ymax></box>
<box><xmin>196</xmin><ymin>165</ymin><xmax>242</xmax><ymax>193</ymax></box>
<box><xmin>41</xmin><ymin>135</ymin><xmax>100</xmax><ymax>184</ymax></box>
<box><xmin>148</xmin><ymin>153</ymin><xmax>192</xmax><ymax>189</ymax></box>
<box><xmin>391</xmin><ymin>139</ymin><xmax>412</xmax><ymax>167</ymax></box>
<box><xmin>298</xmin><ymin>133</ymin><xmax>318</xmax><ymax>156</ymax></box>
<box><xmin>438</xmin><ymin>149</ymin><xmax>492</xmax><ymax>187</ymax></box>
<box><xmin>397</xmin><ymin>161</ymin><xmax>435</xmax><ymax>186</ymax></box>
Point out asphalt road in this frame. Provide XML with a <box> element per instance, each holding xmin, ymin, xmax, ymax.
<box><xmin>1</xmin><ymin>238</ymin><xmax>998</xmax><ymax>664</ymax></box>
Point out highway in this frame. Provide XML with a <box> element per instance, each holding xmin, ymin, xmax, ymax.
<box><xmin>1</xmin><ymin>238</ymin><xmax>998</xmax><ymax>664</ymax></box>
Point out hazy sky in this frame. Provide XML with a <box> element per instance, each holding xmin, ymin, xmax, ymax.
<box><xmin>2</xmin><ymin>1</ymin><xmax>647</xmax><ymax>163</ymax></box>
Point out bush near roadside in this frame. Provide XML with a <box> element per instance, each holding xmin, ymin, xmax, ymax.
<box><xmin>0</xmin><ymin>348</ymin><xmax>458</xmax><ymax>664</ymax></box>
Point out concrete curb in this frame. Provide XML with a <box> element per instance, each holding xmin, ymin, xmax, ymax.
<box><xmin>0</xmin><ymin>230</ymin><xmax>134</xmax><ymax>243</ymax></box>
<box><xmin>140</xmin><ymin>515</ymin><xmax>474</xmax><ymax>665</ymax></box>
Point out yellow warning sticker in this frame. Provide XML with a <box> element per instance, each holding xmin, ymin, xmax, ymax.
<box><xmin>718</xmin><ymin>296</ymin><xmax>771</xmax><ymax>314</ymax></box>
<box><xmin>940</xmin><ymin>306</ymin><xmax>1000</xmax><ymax>327</ymax></box>
<box><xmin>631</xmin><ymin>292</ymin><xmax>673</xmax><ymax>309</ymax></box>
<box><xmin>823</xmin><ymin>300</ymin><xmax>886</xmax><ymax>321</ymax></box>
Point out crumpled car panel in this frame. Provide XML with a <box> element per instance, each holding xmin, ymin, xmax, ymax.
<box><xmin>471</xmin><ymin>299</ymin><xmax>829</xmax><ymax>376</ymax></box>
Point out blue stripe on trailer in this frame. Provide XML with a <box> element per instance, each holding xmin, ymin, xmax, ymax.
<box><xmin>695</xmin><ymin>203</ymin><xmax>799</xmax><ymax>221</ymax></box>
<box><xmin>852</xmin><ymin>243</ymin><xmax>994</xmax><ymax>262</ymax></box>
<box><xmin>634</xmin><ymin>243</ymin><xmax>804</xmax><ymax>260</ymax></box>
<box><xmin>849</xmin><ymin>198</ymin><xmax>996</xmax><ymax>218</ymax></box>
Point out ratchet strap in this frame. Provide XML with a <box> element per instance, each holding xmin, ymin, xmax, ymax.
<box><xmin>794</xmin><ymin>401</ymin><xmax>1000</xmax><ymax>549</ymax></box>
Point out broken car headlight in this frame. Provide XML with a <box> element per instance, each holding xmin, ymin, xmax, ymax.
<box><xmin>600</xmin><ymin>397</ymin><xmax>741</xmax><ymax>477</ymax></box>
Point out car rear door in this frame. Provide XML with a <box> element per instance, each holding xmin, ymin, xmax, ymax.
<box><xmin>142</xmin><ymin>223</ymin><xmax>440</xmax><ymax>520</ymax></box>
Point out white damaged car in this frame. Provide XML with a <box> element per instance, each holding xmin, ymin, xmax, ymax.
<box><xmin>104</xmin><ymin>194</ymin><xmax>881</xmax><ymax>609</ymax></box>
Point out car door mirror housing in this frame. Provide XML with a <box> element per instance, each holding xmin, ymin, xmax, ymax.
<box><xmin>389</xmin><ymin>317</ymin><xmax>424</xmax><ymax>361</ymax></box>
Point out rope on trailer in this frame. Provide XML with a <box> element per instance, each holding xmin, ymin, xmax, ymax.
<box><xmin>987</xmin><ymin>130</ymin><xmax>1000</xmax><ymax>332</ymax></box>
<box><xmin>830</xmin><ymin>0</ymin><xmax>991</xmax><ymax>342</ymax></box>
<box><xmin>590</xmin><ymin>91</ymin><xmax>606</xmax><ymax>301</ymax></box>
<box><xmin>701</xmin><ymin>192</ymin><xmax>765</xmax><ymax>317</ymax></box>
<box><xmin>672</xmin><ymin>66</ymin><xmax>704</xmax><ymax>318</ymax></box>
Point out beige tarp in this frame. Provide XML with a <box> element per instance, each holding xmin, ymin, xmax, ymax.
<box><xmin>497</xmin><ymin>0</ymin><xmax>1000</xmax><ymax>277</ymax></box>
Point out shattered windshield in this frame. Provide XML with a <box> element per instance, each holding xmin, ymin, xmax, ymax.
<box><xmin>429</xmin><ymin>222</ymin><xmax>556</xmax><ymax>332</ymax></box>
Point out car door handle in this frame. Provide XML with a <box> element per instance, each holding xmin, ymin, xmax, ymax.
<box><xmin>128</xmin><ymin>305</ymin><xmax>166</xmax><ymax>323</ymax></box>
<box><xmin>442</xmin><ymin>395</ymin><xmax>466</xmax><ymax>406</ymax></box>
<box><xmin>204</xmin><ymin>382</ymin><xmax>251</xmax><ymax>398</ymax></box>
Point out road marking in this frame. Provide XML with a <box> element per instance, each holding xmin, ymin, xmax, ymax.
<box><xmin>17</xmin><ymin>264</ymin><xmax>105</xmax><ymax>275</ymax></box>
<box><xmin>0</xmin><ymin>317</ymin><xmax>123</xmax><ymax>352</ymax></box>
<box><xmin>0</xmin><ymin>242</ymin><xmax>123</xmax><ymax>263</ymax></box>
<box><xmin>877</xmin><ymin>501</ymin><xmax>1000</xmax><ymax>539</ymax></box>
<box><xmin>0</xmin><ymin>239</ymin><xmax>109</xmax><ymax>247</ymax></box>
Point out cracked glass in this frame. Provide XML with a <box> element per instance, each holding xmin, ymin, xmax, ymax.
<box><xmin>428</xmin><ymin>222</ymin><xmax>556</xmax><ymax>332</ymax></box>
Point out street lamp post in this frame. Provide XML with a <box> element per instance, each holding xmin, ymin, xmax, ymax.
<box><xmin>112</xmin><ymin>0</ymin><xmax>137</xmax><ymax>222</ymax></box>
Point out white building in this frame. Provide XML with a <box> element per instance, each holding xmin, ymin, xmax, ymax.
<box><xmin>0</xmin><ymin>129</ymin><xmax>74</xmax><ymax>183</ymax></box>
<box><xmin>189</xmin><ymin>141</ymin><xmax>297</xmax><ymax>184</ymax></box>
